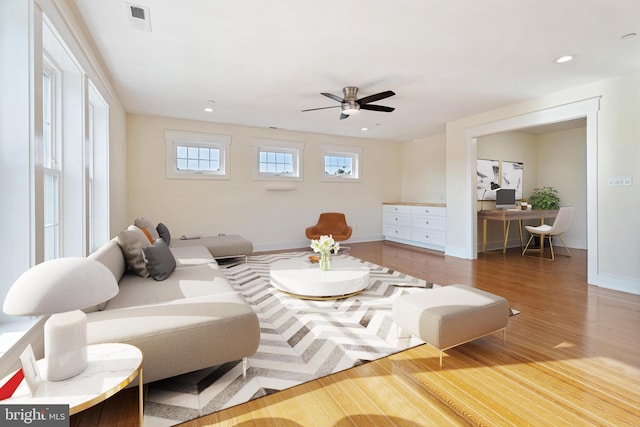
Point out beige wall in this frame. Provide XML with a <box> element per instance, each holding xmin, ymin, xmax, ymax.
<box><xmin>535</xmin><ymin>127</ymin><xmax>587</xmax><ymax>249</ymax></box>
<box><xmin>126</xmin><ymin>115</ymin><xmax>402</xmax><ymax>251</ymax></box>
<box><xmin>400</xmin><ymin>133</ymin><xmax>447</xmax><ymax>203</ymax></box>
<box><xmin>445</xmin><ymin>71</ymin><xmax>640</xmax><ymax>294</ymax></box>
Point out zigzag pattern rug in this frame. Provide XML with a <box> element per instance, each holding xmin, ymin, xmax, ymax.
<box><xmin>143</xmin><ymin>251</ymin><xmax>435</xmax><ymax>426</ymax></box>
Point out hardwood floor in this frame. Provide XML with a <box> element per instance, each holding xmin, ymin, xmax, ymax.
<box><xmin>71</xmin><ymin>241</ymin><xmax>640</xmax><ymax>426</ymax></box>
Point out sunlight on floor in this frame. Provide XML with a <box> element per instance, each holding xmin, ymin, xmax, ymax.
<box><xmin>553</xmin><ymin>341</ymin><xmax>575</xmax><ymax>349</ymax></box>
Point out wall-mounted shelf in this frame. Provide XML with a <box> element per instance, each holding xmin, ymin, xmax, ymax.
<box><xmin>265</xmin><ymin>184</ymin><xmax>296</xmax><ymax>191</ymax></box>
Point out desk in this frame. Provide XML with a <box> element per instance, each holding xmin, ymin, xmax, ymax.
<box><xmin>478</xmin><ymin>209</ymin><xmax>558</xmax><ymax>253</ymax></box>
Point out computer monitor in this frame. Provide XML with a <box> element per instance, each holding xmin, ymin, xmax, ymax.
<box><xmin>495</xmin><ymin>188</ymin><xmax>516</xmax><ymax>209</ymax></box>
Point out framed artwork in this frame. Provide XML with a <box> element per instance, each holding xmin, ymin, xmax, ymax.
<box><xmin>477</xmin><ymin>159</ymin><xmax>500</xmax><ymax>200</ymax></box>
<box><xmin>501</xmin><ymin>161</ymin><xmax>524</xmax><ymax>199</ymax></box>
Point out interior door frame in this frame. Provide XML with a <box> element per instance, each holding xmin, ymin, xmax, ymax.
<box><xmin>465</xmin><ymin>97</ymin><xmax>600</xmax><ymax>285</ymax></box>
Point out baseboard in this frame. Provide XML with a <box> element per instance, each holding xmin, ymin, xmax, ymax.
<box><xmin>478</xmin><ymin>238</ymin><xmax>524</xmax><ymax>253</ymax></box>
<box><xmin>595</xmin><ymin>274</ymin><xmax>640</xmax><ymax>296</ymax></box>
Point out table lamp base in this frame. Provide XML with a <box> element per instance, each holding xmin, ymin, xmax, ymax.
<box><xmin>44</xmin><ymin>310</ymin><xmax>88</xmax><ymax>381</ymax></box>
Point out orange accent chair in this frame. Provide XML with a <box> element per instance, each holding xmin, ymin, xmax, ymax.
<box><xmin>305</xmin><ymin>212</ymin><xmax>353</xmax><ymax>242</ymax></box>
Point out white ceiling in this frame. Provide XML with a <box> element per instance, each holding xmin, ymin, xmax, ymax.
<box><xmin>72</xmin><ymin>0</ymin><xmax>640</xmax><ymax>142</ymax></box>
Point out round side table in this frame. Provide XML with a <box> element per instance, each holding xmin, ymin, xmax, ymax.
<box><xmin>3</xmin><ymin>343</ymin><xmax>143</xmax><ymax>425</ymax></box>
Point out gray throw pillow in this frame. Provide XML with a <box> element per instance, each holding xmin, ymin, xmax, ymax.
<box><xmin>156</xmin><ymin>222</ymin><xmax>171</xmax><ymax>245</ymax></box>
<box><xmin>134</xmin><ymin>217</ymin><xmax>160</xmax><ymax>241</ymax></box>
<box><xmin>142</xmin><ymin>238</ymin><xmax>176</xmax><ymax>281</ymax></box>
<box><xmin>116</xmin><ymin>229</ymin><xmax>150</xmax><ymax>278</ymax></box>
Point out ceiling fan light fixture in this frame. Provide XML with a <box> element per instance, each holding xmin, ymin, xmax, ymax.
<box><xmin>302</xmin><ymin>86</ymin><xmax>395</xmax><ymax>120</ymax></box>
<box><xmin>342</xmin><ymin>101</ymin><xmax>360</xmax><ymax>115</ymax></box>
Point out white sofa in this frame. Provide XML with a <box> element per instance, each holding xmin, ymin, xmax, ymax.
<box><xmin>84</xmin><ymin>222</ymin><xmax>259</xmax><ymax>385</ymax></box>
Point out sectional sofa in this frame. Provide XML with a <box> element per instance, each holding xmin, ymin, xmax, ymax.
<box><xmin>84</xmin><ymin>219</ymin><xmax>259</xmax><ymax>384</ymax></box>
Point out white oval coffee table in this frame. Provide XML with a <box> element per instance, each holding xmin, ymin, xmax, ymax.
<box><xmin>270</xmin><ymin>256</ymin><xmax>370</xmax><ymax>300</ymax></box>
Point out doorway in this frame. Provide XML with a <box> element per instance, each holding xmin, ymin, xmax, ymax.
<box><xmin>465</xmin><ymin>98</ymin><xmax>599</xmax><ymax>285</ymax></box>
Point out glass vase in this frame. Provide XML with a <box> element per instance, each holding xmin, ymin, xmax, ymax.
<box><xmin>320</xmin><ymin>252</ymin><xmax>331</xmax><ymax>271</ymax></box>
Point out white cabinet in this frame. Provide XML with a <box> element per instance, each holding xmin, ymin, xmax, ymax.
<box><xmin>383</xmin><ymin>204</ymin><xmax>446</xmax><ymax>251</ymax></box>
<box><xmin>382</xmin><ymin>205</ymin><xmax>412</xmax><ymax>241</ymax></box>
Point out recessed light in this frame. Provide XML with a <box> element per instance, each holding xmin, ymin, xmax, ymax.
<box><xmin>361</xmin><ymin>127</ymin><xmax>368</xmax><ymax>132</ymax></box>
<box><xmin>555</xmin><ymin>55</ymin><xmax>574</xmax><ymax>64</ymax></box>
<box><xmin>204</xmin><ymin>107</ymin><xmax>214</xmax><ymax>112</ymax></box>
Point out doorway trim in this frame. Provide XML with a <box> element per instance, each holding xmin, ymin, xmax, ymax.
<box><xmin>465</xmin><ymin>97</ymin><xmax>600</xmax><ymax>285</ymax></box>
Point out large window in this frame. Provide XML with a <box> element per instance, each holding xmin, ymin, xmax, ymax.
<box><xmin>252</xmin><ymin>138</ymin><xmax>303</xmax><ymax>181</ymax></box>
<box><xmin>165</xmin><ymin>130</ymin><xmax>231</xmax><ymax>179</ymax></box>
<box><xmin>321</xmin><ymin>144</ymin><xmax>361</xmax><ymax>182</ymax></box>
<box><xmin>40</xmin><ymin>17</ymin><xmax>111</xmax><ymax>259</ymax></box>
<box><xmin>0</xmin><ymin>0</ymin><xmax>112</xmax><ymax>336</ymax></box>
<box><xmin>42</xmin><ymin>64</ymin><xmax>60</xmax><ymax>260</ymax></box>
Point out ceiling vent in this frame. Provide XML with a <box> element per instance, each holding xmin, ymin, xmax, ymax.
<box><xmin>126</xmin><ymin>3</ymin><xmax>151</xmax><ymax>32</ymax></box>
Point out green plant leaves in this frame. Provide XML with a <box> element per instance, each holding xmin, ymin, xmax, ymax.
<box><xmin>529</xmin><ymin>186</ymin><xmax>560</xmax><ymax>210</ymax></box>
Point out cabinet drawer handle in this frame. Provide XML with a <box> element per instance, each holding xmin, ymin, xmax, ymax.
<box><xmin>425</xmin><ymin>235</ymin><xmax>429</xmax><ymax>239</ymax></box>
<box><xmin>425</xmin><ymin>221</ymin><xmax>430</xmax><ymax>225</ymax></box>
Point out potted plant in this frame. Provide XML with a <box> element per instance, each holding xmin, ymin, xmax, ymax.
<box><xmin>528</xmin><ymin>186</ymin><xmax>560</xmax><ymax>210</ymax></box>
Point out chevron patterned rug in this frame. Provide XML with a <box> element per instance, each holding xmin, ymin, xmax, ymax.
<box><xmin>143</xmin><ymin>251</ymin><xmax>436</xmax><ymax>426</ymax></box>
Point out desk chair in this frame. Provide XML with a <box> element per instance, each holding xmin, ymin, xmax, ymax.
<box><xmin>522</xmin><ymin>206</ymin><xmax>573</xmax><ymax>260</ymax></box>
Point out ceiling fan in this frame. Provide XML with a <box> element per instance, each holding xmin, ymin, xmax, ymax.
<box><xmin>302</xmin><ymin>86</ymin><xmax>395</xmax><ymax>120</ymax></box>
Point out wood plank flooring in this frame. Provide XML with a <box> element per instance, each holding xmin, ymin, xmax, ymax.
<box><xmin>71</xmin><ymin>241</ymin><xmax>640</xmax><ymax>426</ymax></box>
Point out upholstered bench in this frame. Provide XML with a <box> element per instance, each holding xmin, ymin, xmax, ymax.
<box><xmin>392</xmin><ymin>284</ymin><xmax>510</xmax><ymax>367</ymax></box>
<box><xmin>171</xmin><ymin>234</ymin><xmax>253</xmax><ymax>261</ymax></box>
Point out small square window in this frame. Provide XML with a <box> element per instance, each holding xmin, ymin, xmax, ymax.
<box><xmin>165</xmin><ymin>130</ymin><xmax>231</xmax><ymax>180</ymax></box>
<box><xmin>252</xmin><ymin>138</ymin><xmax>303</xmax><ymax>181</ymax></box>
<box><xmin>321</xmin><ymin>144</ymin><xmax>361</xmax><ymax>182</ymax></box>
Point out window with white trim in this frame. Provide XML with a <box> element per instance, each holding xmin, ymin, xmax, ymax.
<box><xmin>321</xmin><ymin>144</ymin><xmax>361</xmax><ymax>182</ymax></box>
<box><xmin>165</xmin><ymin>130</ymin><xmax>231</xmax><ymax>179</ymax></box>
<box><xmin>252</xmin><ymin>138</ymin><xmax>303</xmax><ymax>181</ymax></box>
<box><xmin>87</xmin><ymin>82</ymin><xmax>110</xmax><ymax>253</ymax></box>
<box><xmin>42</xmin><ymin>63</ymin><xmax>61</xmax><ymax>260</ymax></box>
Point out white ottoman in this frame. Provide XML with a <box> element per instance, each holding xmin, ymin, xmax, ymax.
<box><xmin>393</xmin><ymin>284</ymin><xmax>510</xmax><ymax>367</ymax></box>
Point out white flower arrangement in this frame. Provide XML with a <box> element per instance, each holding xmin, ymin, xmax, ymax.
<box><xmin>310</xmin><ymin>234</ymin><xmax>340</xmax><ymax>255</ymax></box>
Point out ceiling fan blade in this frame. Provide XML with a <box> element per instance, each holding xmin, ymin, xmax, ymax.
<box><xmin>360</xmin><ymin>104</ymin><xmax>395</xmax><ymax>112</ymax></box>
<box><xmin>321</xmin><ymin>92</ymin><xmax>345</xmax><ymax>103</ymax></box>
<box><xmin>357</xmin><ymin>90</ymin><xmax>395</xmax><ymax>105</ymax></box>
<box><xmin>340</xmin><ymin>113</ymin><xmax>350</xmax><ymax>120</ymax></box>
<box><xmin>301</xmin><ymin>105</ymin><xmax>341</xmax><ymax>112</ymax></box>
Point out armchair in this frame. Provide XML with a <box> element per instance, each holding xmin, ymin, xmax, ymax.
<box><xmin>305</xmin><ymin>212</ymin><xmax>353</xmax><ymax>242</ymax></box>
